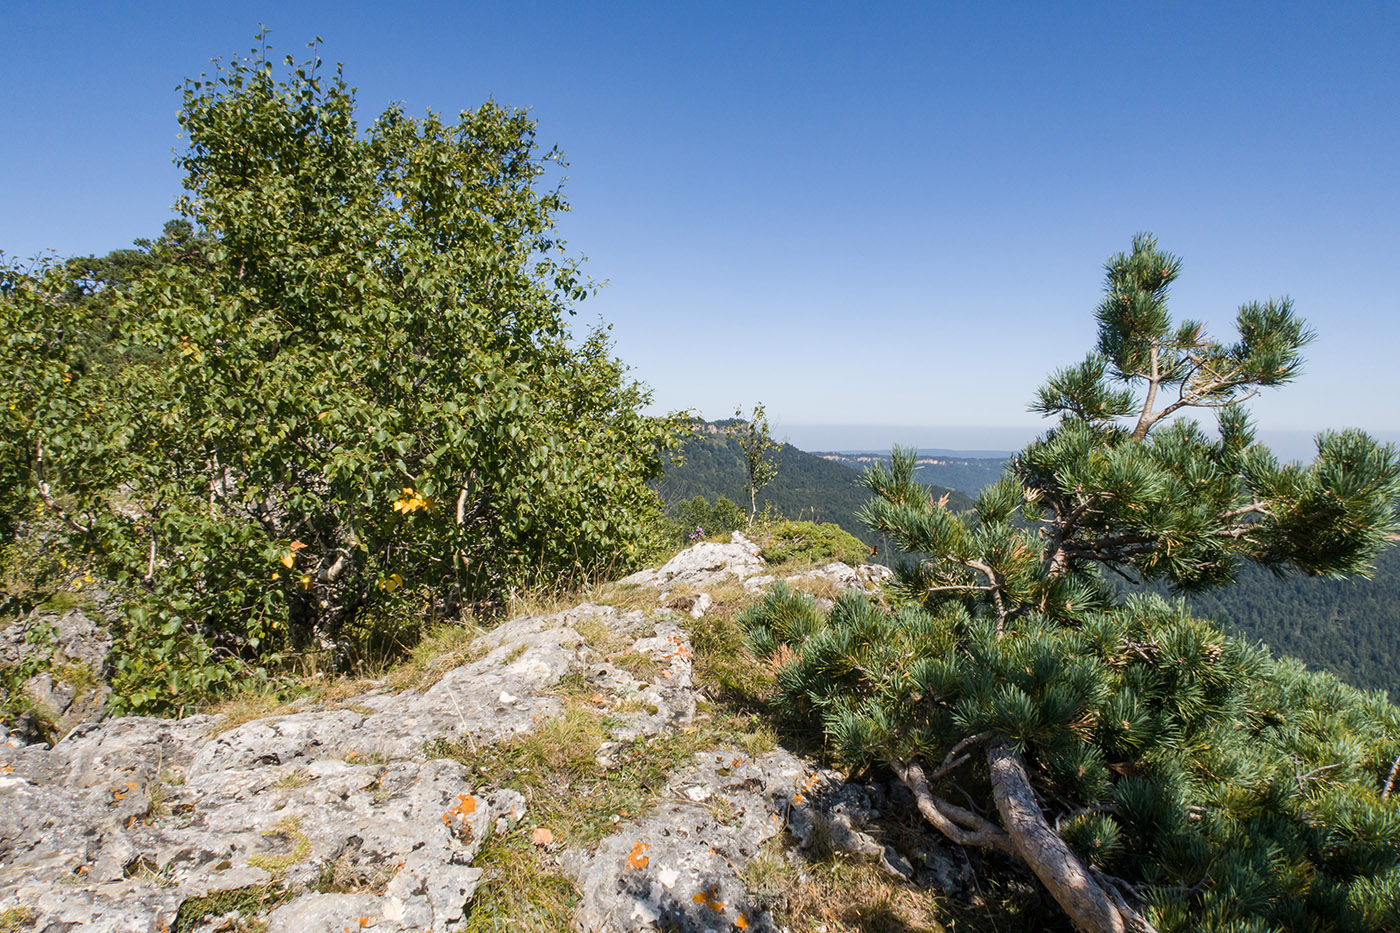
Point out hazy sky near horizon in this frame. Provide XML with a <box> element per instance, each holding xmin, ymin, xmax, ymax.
<box><xmin>3</xmin><ymin>2</ymin><xmax>1397</xmax><ymax>451</ymax></box>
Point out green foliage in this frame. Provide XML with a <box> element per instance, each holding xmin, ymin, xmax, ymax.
<box><xmin>106</xmin><ymin>607</ymin><xmax>244</xmax><ymax>716</ymax></box>
<box><xmin>756</xmin><ymin>520</ymin><xmax>870</xmax><ymax>568</ymax></box>
<box><xmin>0</xmin><ymin>36</ymin><xmax>682</xmax><ymax>704</ymax></box>
<box><xmin>750</xmin><ymin>235</ymin><xmax>1400</xmax><ymax>930</ymax></box>
<box><xmin>747</xmin><ymin>586</ymin><xmax>1400</xmax><ymax>931</ymax></box>
<box><xmin>171</xmin><ymin>882</ymin><xmax>292</xmax><ymax>933</ymax></box>
<box><xmin>673</xmin><ymin>494</ymin><xmax>748</xmax><ymax>540</ymax></box>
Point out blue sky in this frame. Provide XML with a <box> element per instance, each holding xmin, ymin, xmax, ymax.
<box><xmin>3</xmin><ymin>2</ymin><xmax>1397</xmax><ymax>457</ymax></box>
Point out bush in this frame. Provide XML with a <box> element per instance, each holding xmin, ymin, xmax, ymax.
<box><xmin>0</xmin><ymin>37</ymin><xmax>683</xmax><ymax>694</ymax></box>
<box><xmin>756</xmin><ymin>520</ymin><xmax>870</xmax><ymax>568</ymax></box>
<box><xmin>672</xmin><ymin>495</ymin><xmax>748</xmax><ymax>541</ymax></box>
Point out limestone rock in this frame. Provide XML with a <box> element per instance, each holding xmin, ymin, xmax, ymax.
<box><xmin>619</xmin><ymin>532</ymin><xmax>765</xmax><ymax>588</ymax></box>
<box><xmin>2</xmin><ymin>607</ymin><xmax>113</xmax><ymax>740</ymax></box>
<box><xmin>743</xmin><ymin>561</ymin><xmax>893</xmax><ymax>596</ymax></box>
<box><xmin>568</xmin><ymin>747</ymin><xmax>893</xmax><ymax>932</ymax></box>
<box><xmin>0</xmin><ymin>573</ymin><xmax>947</xmax><ymax>932</ymax></box>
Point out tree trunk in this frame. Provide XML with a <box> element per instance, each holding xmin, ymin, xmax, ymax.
<box><xmin>985</xmin><ymin>742</ymin><xmax>1128</xmax><ymax>933</ymax></box>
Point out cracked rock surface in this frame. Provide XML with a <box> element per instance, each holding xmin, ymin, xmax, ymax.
<box><xmin>0</xmin><ymin>541</ymin><xmax>938</xmax><ymax>932</ymax></box>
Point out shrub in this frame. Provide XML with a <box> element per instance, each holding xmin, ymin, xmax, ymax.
<box><xmin>0</xmin><ymin>37</ymin><xmax>683</xmax><ymax>706</ymax></box>
<box><xmin>757</xmin><ymin>520</ymin><xmax>870</xmax><ymax>568</ymax></box>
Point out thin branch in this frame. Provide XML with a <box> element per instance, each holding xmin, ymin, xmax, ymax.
<box><xmin>1066</xmin><ymin>532</ymin><xmax>1156</xmax><ymax>554</ymax></box>
<box><xmin>966</xmin><ymin>559</ymin><xmax>1007</xmax><ymax>635</ymax></box>
<box><xmin>931</xmin><ymin>731</ymin><xmax>996</xmax><ymax>781</ymax></box>
<box><xmin>1090</xmin><ymin>868</ymin><xmax>1163</xmax><ymax>933</ymax></box>
<box><xmin>143</xmin><ymin>533</ymin><xmax>156</xmax><ymax>583</ymax></box>
<box><xmin>1296</xmin><ymin>762</ymin><xmax>1342</xmax><ymax>793</ymax></box>
<box><xmin>1220</xmin><ymin>502</ymin><xmax>1269</xmax><ymax>521</ymax></box>
<box><xmin>34</xmin><ymin>439</ymin><xmax>92</xmax><ymax>535</ymax></box>
<box><xmin>1054</xmin><ymin>803</ymin><xmax>1118</xmax><ymax>833</ymax></box>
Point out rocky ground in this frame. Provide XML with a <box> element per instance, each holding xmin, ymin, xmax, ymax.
<box><xmin>0</xmin><ymin>534</ymin><xmax>970</xmax><ymax>933</ymax></box>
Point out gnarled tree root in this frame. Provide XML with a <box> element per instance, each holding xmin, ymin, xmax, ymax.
<box><xmin>894</xmin><ymin>743</ymin><xmax>1158</xmax><ymax>933</ymax></box>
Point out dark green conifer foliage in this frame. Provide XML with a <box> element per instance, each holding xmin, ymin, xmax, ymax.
<box><xmin>743</xmin><ymin>235</ymin><xmax>1400</xmax><ymax>933</ymax></box>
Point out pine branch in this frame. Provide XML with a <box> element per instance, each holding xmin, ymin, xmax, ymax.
<box><xmin>966</xmin><ymin>559</ymin><xmax>1007</xmax><ymax>634</ymax></box>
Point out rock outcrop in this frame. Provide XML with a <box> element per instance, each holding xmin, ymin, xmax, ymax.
<box><xmin>1</xmin><ymin>605</ymin><xmax>112</xmax><ymax>741</ymax></box>
<box><xmin>0</xmin><ymin>540</ymin><xmax>950</xmax><ymax>932</ymax></box>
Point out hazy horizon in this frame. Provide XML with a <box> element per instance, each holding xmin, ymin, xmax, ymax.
<box><xmin>774</xmin><ymin>424</ymin><xmax>1400</xmax><ymax>464</ymax></box>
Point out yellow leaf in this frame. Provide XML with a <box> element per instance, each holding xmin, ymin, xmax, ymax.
<box><xmin>280</xmin><ymin>553</ymin><xmax>296</xmax><ymax>568</ymax></box>
<box><xmin>300</xmin><ymin>575</ymin><xmax>312</xmax><ymax>590</ymax></box>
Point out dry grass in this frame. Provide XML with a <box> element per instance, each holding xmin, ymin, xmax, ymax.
<box><xmin>743</xmin><ymin>835</ymin><xmax>952</xmax><ymax>933</ymax></box>
<box><xmin>385</xmin><ymin>619</ymin><xmax>489</xmax><ymax>692</ymax></box>
<box><xmin>314</xmin><ymin>856</ymin><xmax>397</xmax><ymax>896</ymax></box>
<box><xmin>0</xmin><ymin>907</ymin><xmax>38</xmax><ymax>933</ymax></box>
<box><xmin>210</xmin><ymin>692</ymin><xmax>292</xmax><ymax>734</ymax></box>
<box><xmin>611</xmin><ymin>650</ymin><xmax>664</xmax><ymax>680</ymax></box>
<box><xmin>461</xmin><ymin>829</ymin><xmax>579</xmax><ymax>933</ymax></box>
<box><xmin>783</xmin><ymin>574</ymin><xmax>847</xmax><ymax>604</ymax></box>
<box><xmin>572</xmin><ymin>614</ymin><xmax>636</xmax><ymax>655</ymax></box>
<box><xmin>581</xmin><ymin>580</ymin><xmax>661</xmax><ymax>614</ymax></box>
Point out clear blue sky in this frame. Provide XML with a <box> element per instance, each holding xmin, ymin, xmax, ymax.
<box><xmin>3</xmin><ymin>2</ymin><xmax>1396</xmax><ymax>457</ymax></box>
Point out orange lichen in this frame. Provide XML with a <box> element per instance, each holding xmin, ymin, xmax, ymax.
<box><xmin>625</xmin><ymin>840</ymin><xmax>650</xmax><ymax>870</ymax></box>
<box><xmin>442</xmin><ymin>794</ymin><xmax>478</xmax><ymax>839</ymax></box>
<box><xmin>693</xmin><ymin>887</ymin><xmax>726</xmax><ymax>914</ymax></box>
<box><xmin>735</xmin><ymin>912</ymin><xmax>750</xmax><ymax>930</ymax></box>
<box><xmin>111</xmin><ymin>780</ymin><xmax>139</xmax><ymax>802</ymax></box>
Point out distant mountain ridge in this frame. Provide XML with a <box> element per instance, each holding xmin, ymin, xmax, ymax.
<box><xmin>817</xmin><ymin>450</ymin><xmax>1010</xmax><ymax>496</ymax></box>
<box><xmin>653</xmin><ymin>426</ymin><xmax>974</xmax><ymax>544</ymax></box>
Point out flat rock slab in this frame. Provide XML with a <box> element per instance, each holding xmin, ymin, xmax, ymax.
<box><xmin>0</xmin><ymin>540</ymin><xmax>913</xmax><ymax>933</ymax></box>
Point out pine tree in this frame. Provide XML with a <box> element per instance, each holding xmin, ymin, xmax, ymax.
<box><xmin>742</xmin><ymin>235</ymin><xmax>1400</xmax><ymax>933</ymax></box>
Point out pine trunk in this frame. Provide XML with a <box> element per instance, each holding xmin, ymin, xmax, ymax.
<box><xmin>985</xmin><ymin>742</ymin><xmax>1128</xmax><ymax>933</ymax></box>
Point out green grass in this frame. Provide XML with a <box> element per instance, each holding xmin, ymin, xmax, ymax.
<box><xmin>171</xmin><ymin>883</ymin><xmax>292</xmax><ymax>933</ymax></box>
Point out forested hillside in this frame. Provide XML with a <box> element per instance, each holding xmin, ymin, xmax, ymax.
<box><xmin>1165</xmin><ymin>546</ymin><xmax>1400</xmax><ymax>695</ymax></box>
<box><xmin>654</xmin><ymin>427</ymin><xmax>973</xmax><ymax>542</ymax></box>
